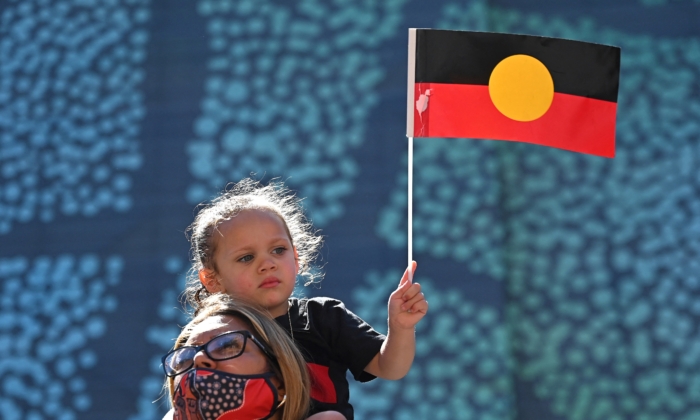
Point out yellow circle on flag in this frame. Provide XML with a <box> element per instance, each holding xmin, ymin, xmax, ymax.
<box><xmin>488</xmin><ymin>54</ymin><xmax>554</xmax><ymax>122</ymax></box>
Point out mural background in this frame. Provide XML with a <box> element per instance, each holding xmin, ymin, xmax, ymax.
<box><xmin>2</xmin><ymin>0</ymin><xmax>700</xmax><ymax>419</ymax></box>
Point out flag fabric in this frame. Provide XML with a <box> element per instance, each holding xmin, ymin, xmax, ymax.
<box><xmin>406</xmin><ymin>29</ymin><xmax>621</xmax><ymax>157</ymax></box>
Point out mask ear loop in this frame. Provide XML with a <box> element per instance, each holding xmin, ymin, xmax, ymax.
<box><xmin>276</xmin><ymin>394</ymin><xmax>287</xmax><ymax>410</ymax></box>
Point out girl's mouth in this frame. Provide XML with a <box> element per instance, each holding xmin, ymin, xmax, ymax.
<box><xmin>259</xmin><ymin>278</ymin><xmax>280</xmax><ymax>288</ymax></box>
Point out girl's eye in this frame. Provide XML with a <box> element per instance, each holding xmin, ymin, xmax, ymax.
<box><xmin>272</xmin><ymin>247</ymin><xmax>287</xmax><ymax>255</ymax></box>
<box><xmin>238</xmin><ymin>255</ymin><xmax>253</xmax><ymax>263</ymax></box>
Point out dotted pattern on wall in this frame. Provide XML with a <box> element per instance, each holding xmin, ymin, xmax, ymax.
<box><xmin>1</xmin><ymin>0</ymin><xmax>697</xmax><ymax>418</ymax></box>
<box><xmin>128</xmin><ymin>257</ymin><xmax>188</xmax><ymax>420</ymax></box>
<box><xmin>376</xmin><ymin>140</ymin><xmax>507</xmax><ymax>280</ymax></box>
<box><xmin>349</xmin><ymin>271</ymin><xmax>515</xmax><ymax>420</ymax></box>
<box><xmin>186</xmin><ymin>0</ymin><xmax>408</xmax><ymax>226</ymax></box>
<box><xmin>0</xmin><ymin>255</ymin><xmax>122</xmax><ymax>419</ymax></box>
<box><xmin>369</xmin><ymin>3</ymin><xmax>700</xmax><ymax>419</ymax></box>
<box><xmin>0</xmin><ymin>0</ymin><xmax>149</xmax><ymax>234</ymax></box>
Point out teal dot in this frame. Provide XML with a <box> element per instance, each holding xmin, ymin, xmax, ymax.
<box><xmin>427</xmin><ymin>382</ymin><xmax>448</xmax><ymax>402</ymax></box>
<box><xmin>73</xmin><ymin>394</ymin><xmax>91</xmax><ymax>411</ymax></box>
<box><xmin>477</xmin><ymin>309</ymin><xmax>497</xmax><ymax>326</ymax></box>
<box><xmin>194</xmin><ymin>116</ymin><xmax>218</xmax><ymax>137</ymax></box>
<box><xmin>403</xmin><ymin>383</ymin><xmax>421</xmax><ymax>401</ymax></box>
<box><xmin>85</xmin><ymin>318</ymin><xmax>105</xmax><ymax>338</ymax></box>
<box><xmin>78</xmin><ymin>350</ymin><xmax>97</xmax><ymax>369</ymax></box>
<box><xmin>224</xmin><ymin>80</ymin><xmax>248</xmax><ymax>103</ymax></box>
<box><xmin>222</xmin><ymin>127</ymin><xmax>248</xmax><ymax>152</ymax></box>
<box><xmin>474</xmin><ymin>387</ymin><xmax>494</xmax><ymax>405</ymax></box>
<box><xmin>104</xmin><ymin>296</ymin><xmax>118</xmax><ymax>312</ymax></box>
<box><xmin>56</xmin><ymin>358</ymin><xmax>76</xmax><ymax>377</ymax></box>
<box><xmin>477</xmin><ymin>358</ymin><xmax>498</xmax><ymax>377</ymax></box>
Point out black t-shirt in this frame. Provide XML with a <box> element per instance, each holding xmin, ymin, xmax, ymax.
<box><xmin>274</xmin><ymin>297</ymin><xmax>386</xmax><ymax>419</ymax></box>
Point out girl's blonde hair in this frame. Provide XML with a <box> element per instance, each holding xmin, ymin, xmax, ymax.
<box><xmin>167</xmin><ymin>293</ymin><xmax>310</xmax><ymax>420</ymax></box>
<box><xmin>184</xmin><ymin>178</ymin><xmax>323</xmax><ymax>313</ymax></box>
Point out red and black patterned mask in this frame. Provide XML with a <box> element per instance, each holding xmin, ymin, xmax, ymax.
<box><xmin>173</xmin><ymin>368</ymin><xmax>284</xmax><ymax>420</ymax></box>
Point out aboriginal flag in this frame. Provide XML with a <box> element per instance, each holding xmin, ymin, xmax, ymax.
<box><xmin>406</xmin><ymin>29</ymin><xmax>621</xmax><ymax>157</ymax></box>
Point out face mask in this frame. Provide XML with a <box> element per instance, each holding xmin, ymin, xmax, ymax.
<box><xmin>173</xmin><ymin>368</ymin><xmax>285</xmax><ymax>420</ymax></box>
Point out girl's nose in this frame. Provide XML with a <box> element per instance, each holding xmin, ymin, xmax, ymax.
<box><xmin>192</xmin><ymin>350</ymin><xmax>216</xmax><ymax>369</ymax></box>
<box><xmin>258</xmin><ymin>257</ymin><xmax>276</xmax><ymax>273</ymax></box>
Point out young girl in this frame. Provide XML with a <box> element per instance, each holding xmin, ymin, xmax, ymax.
<box><xmin>184</xmin><ymin>178</ymin><xmax>428</xmax><ymax>419</ymax></box>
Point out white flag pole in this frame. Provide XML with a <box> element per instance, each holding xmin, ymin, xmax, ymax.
<box><xmin>406</xmin><ymin>29</ymin><xmax>417</xmax><ymax>283</ymax></box>
<box><xmin>408</xmin><ymin>135</ymin><xmax>413</xmax><ymax>283</ymax></box>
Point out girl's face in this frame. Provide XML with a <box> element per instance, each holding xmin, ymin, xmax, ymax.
<box><xmin>200</xmin><ymin>209</ymin><xmax>298</xmax><ymax>318</ymax></box>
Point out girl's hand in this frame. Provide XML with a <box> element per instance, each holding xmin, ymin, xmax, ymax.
<box><xmin>387</xmin><ymin>261</ymin><xmax>428</xmax><ymax>330</ymax></box>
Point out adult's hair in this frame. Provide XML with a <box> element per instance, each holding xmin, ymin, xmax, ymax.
<box><xmin>166</xmin><ymin>294</ymin><xmax>310</xmax><ymax>420</ymax></box>
<box><xmin>184</xmin><ymin>178</ymin><xmax>323</xmax><ymax>313</ymax></box>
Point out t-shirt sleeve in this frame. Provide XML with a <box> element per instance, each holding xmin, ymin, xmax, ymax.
<box><xmin>312</xmin><ymin>297</ymin><xmax>386</xmax><ymax>382</ymax></box>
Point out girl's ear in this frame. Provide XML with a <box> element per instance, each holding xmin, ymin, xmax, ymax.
<box><xmin>199</xmin><ymin>269</ymin><xmax>222</xmax><ymax>293</ymax></box>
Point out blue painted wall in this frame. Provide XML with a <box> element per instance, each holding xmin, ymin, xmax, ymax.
<box><xmin>2</xmin><ymin>0</ymin><xmax>700</xmax><ymax>419</ymax></box>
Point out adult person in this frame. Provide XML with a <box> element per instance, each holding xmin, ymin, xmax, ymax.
<box><xmin>161</xmin><ymin>294</ymin><xmax>311</xmax><ymax>420</ymax></box>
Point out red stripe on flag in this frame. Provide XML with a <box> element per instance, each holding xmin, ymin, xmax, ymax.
<box><xmin>413</xmin><ymin>83</ymin><xmax>617</xmax><ymax>158</ymax></box>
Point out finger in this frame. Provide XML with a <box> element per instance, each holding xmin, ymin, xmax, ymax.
<box><xmin>391</xmin><ymin>276</ymin><xmax>413</xmax><ymax>299</ymax></box>
<box><xmin>400</xmin><ymin>261</ymin><xmax>418</xmax><ymax>286</ymax></box>
<box><xmin>405</xmin><ymin>298</ymin><xmax>429</xmax><ymax>315</ymax></box>
<box><xmin>406</xmin><ymin>299</ymin><xmax>428</xmax><ymax>314</ymax></box>
<box><xmin>401</xmin><ymin>290</ymin><xmax>425</xmax><ymax>310</ymax></box>
<box><xmin>400</xmin><ymin>283</ymin><xmax>422</xmax><ymax>302</ymax></box>
<box><xmin>401</xmin><ymin>285</ymin><xmax>423</xmax><ymax>304</ymax></box>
